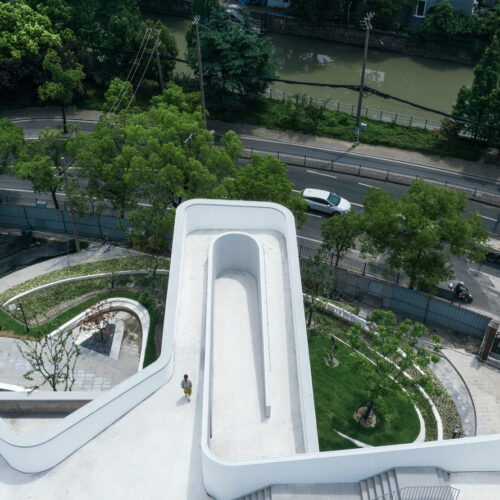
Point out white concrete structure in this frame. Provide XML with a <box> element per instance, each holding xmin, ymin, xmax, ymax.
<box><xmin>1</xmin><ymin>199</ymin><xmax>500</xmax><ymax>500</ymax></box>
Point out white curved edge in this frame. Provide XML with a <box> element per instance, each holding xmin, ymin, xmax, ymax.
<box><xmin>3</xmin><ymin>269</ymin><xmax>169</xmax><ymax>307</ymax></box>
<box><xmin>0</xmin><ymin>286</ymin><xmax>172</xmax><ymax>472</ymax></box>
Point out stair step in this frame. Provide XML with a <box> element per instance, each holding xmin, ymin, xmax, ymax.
<box><xmin>264</xmin><ymin>486</ymin><xmax>272</xmax><ymax>500</ymax></box>
<box><xmin>373</xmin><ymin>474</ymin><xmax>384</xmax><ymax>497</ymax></box>
<box><xmin>367</xmin><ymin>477</ymin><xmax>376</xmax><ymax>498</ymax></box>
<box><xmin>360</xmin><ymin>480</ymin><xmax>370</xmax><ymax>500</ymax></box>
<box><xmin>380</xmin><ymin>472</ymin><xmax>391</xmax><ymax>498</ymax></box>
<box><xmin>387</xmin><ymin>469</ymin><xmax>399</xmax><ymax>499</ymax></box>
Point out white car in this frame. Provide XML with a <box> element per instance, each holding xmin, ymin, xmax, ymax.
<box><xmin>301</xmin><ymin>188</ymin><xmax>352</xmax><ymax>215</ymax></box>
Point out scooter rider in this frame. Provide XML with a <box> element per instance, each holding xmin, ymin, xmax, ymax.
<box><xmin>454</xmin><ymin>281</ymin><xmax>467</xmax><ymax>299</ymax></box>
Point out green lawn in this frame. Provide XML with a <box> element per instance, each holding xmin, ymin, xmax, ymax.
<box><xmin>0</xmin><ymin>255</ymin><xmax>169</xmax><ymax>305</ymax></box>
<box><xmin>309</xmin><ymin>335</ymin><xmax>420</xmax><ymax>451</ymax></box>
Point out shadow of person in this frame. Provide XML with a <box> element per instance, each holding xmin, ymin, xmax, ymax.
<box><xmin>176</xmin><ymin>396</ymin><xmax>189</xmax><ymax>407</ymax></box>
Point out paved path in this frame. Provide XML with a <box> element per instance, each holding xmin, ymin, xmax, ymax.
<box><xmin>430</xmin><ymin>355</ymin><xmax>476</xmax><ymax>437</ymax></box>
<box><xmin>442</xmin><ymin>348</ymin><xmax>500</xmax><ymax>436</ymax></box>
<box><xmin>0</xmin><ymin>242</ymin><xmax>141</xmax><ymax>295</ymax></box>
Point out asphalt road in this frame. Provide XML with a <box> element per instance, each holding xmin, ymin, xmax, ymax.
<box><xmin>3</xmin><ymin>115</ymin><xmax>500</xmax><ymax>318</ymax></box>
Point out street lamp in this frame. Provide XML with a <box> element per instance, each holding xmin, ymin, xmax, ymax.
<box><xmin>353</xmin><ymin>12</ymin><xmax>375</xmax><ymax>147</ymax></box>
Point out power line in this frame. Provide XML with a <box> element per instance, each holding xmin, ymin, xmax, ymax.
<box><xmin>109</xmin><ymin>28</ymin><xmax>153</xmax><ymax>114</ymax></box>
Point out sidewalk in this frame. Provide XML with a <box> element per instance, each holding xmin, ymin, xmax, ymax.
<box><xmin>442</xmin><ymin>348</ymin><xmax>500</xmax><ymax>436</ymax></box>
<box><xmin>0</xmin><ymin>243</ymin><xmax>139</xmax><ymax>295</ymax></box>
<box><xmin>209</xmin><ymin>120</ymin><xmax>500</xmax><ymax>184</ymax></box>
<box><xmin>2</xmin><ymin>106</ymin><xmax>499</xmax><ymax>185</ymax></box>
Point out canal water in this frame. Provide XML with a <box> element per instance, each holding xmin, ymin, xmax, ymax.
<box><xmin>162</xmin><ymin>16</ymin><xmax>473</xmax><ymax>123</ymax></box>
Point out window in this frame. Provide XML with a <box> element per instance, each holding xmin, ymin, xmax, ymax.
<box><xmin>415</xmin><ymin>0</ymin><xmax>427</xmax><ymax>17</ymax></box>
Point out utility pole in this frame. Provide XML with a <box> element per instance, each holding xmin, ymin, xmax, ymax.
<box><xmin>61</xmin><ymin>158</ymin><xmax>81</xmax><ymax>252</ymax></box>
<box><xmin>151</xmin><ymin>21</ymin><xmax>164</xmax><ymax>92</ymax></box>
<box><xmin>193</xmin><ymin>15</ymin><xmax>207</xmax><ymax>128</ymax></box>
<box><xmin>353</xmin><ymin>12</ymin><xmax>374</xmax><ymax>147</ymax></box>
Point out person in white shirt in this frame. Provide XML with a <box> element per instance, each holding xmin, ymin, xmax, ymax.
<box><xmin>181</xmin><ymin>374</ymin><xmax>192</xmax><ymax>402</ymax></box>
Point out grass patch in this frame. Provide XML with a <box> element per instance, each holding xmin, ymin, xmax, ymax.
<box><xmin>143</xmin><ymin>308</ymin><xmax>158</xmax><ymax>368</ymax></box>
<box><xmin>214</xmin><ymin>97</ymin><xmax>483</xmax><ymax>161</ymax></box>
<box><xmin>309</xmin><ymin>334</ymin><xmax>420</xmax><ymax>450</ymax></box>
<box><xmin>0</xmin><ymin>255</ymin><xmax>170</xmax><ymax>305</ymax></box>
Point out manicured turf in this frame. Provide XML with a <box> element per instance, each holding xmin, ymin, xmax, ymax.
<box><xmin>309</xmin><ymin>335</ymin><xmax>420</xmax><ymax>451</ymax></box>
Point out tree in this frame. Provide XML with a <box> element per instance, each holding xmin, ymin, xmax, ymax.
<box><xmin>452</xmin><ymin>34</ymin><xmax>500</xmax><ymax>144</ymax></box>
<box><xmin>321</xmin><ymin>211</ymin><xmax>363</xmax><ymax>267</ymax></box>
<box><xmin>68</xmin><ymin>0</ymin><xmax>177</xmax><ymax>86</ymax></box>
<box><xmin>0</xmin><ymin>118</ymin><xmax>25</xmax><ymax>173</ymax></box>
<box><xmin>17</xmin><ymin>330</ymin><xmax>81</xmax><ymax>391</ymax></box>
<box><xmin>103</xmin><ymin>77</ymin><xmax>135</xmax><ymax>112</ymax></box>
<box><xmin>362</xmin><ymin>180</ymin><xmax>488</xmax><ymax>290</ymax></box>
<box><xmin>186</xmin><ymin>8</ymin><xmax>277</xmax><ymax>107</ymax></box>
<box><xmin>300</xmin><ymin>249</ymin><xmax>335</xmax><ymax>327</ymax></box>
<box><xmin>346</xmin><ymin>310</ymin><xmax>441</xmax><ymax>423</ymax></box>
<box><xmin>74</xmin><ymin>84</ymin><xmax>241</xmax><ymax>247</ymax></box>
<box><xmin>192</xmin><ymin>0</ymin><xmax>220</xmax><ymax>20</ymax></box>
<box><xmin>230</xmin><ymin>154</ymin><xmax>308</xmax><ymax>227</ymax></box>
<box><xmin>38</xmin><ymin>49</ymin><xmax>85</xmax><ymax>133</ymax></box>
<box><xmin>0</xmin><ymin>1</ymin><xmax>62</xmax><ymax>61</ymax></box>
<box><xmin>15</xmin><ymin>128</ymin><xmax>66</xmax><ymax>209</ymax></box>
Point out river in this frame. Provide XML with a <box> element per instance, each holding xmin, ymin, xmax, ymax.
<box><xmin>161</xmin><ymin>16</ymin><xmax>474</xmax><ymax>124</ymax></box>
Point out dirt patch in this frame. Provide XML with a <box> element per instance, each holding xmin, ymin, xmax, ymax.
<box><xmin>354</xmin><ymin>406</ymin><xmax>378</xmax><ymax>428</ymax></box>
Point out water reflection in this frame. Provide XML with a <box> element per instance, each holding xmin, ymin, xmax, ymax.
<box><xmin>159</xmin><ymin>15</ymin><xmax>473</xmax><ymax>119</ymax></box>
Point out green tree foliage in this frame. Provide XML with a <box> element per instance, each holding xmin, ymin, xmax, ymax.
<box><xmin>321</xmin><ymin>212</ymin><xmax>363</xmax><ymax>267</ymax></box>
<box><xmin>73</xmin><ymin>84</ymin><xmax>240</xmax><ymax>249</ymax></box>
<box><xmin>103</xmin><ymin>77</ymin><xmax>135</xmax><ymax>112</ymax></box>
<box><xmin>362</xmin><ymin>180</ymin><xmax>488</xmax><ymax>290</ymax></box>
<box><xmin>15</xmin><ymin>128</ymin><xmax>66</xmax><ymax>209</ymax></box>
<box><xmin>300</xmin><ymin>249</ymin><xmax>335</xmax><ymax>327</ymax></box>
<box><xmin>187</xmin><ymin>8</ymin><xmax>276</xmax><ymax>107</ymax></box>
<box><xmin>230</xmin><ymin>154</ymin><xmax>308</xmax><ymax>227</ymax></box>
<box><xmin>0</xmin><ymin>1</ymin><xmax>62</xmax><ymax>60</ymax></box>
<box><xmin>192</xmin><ymin>0</ymin><xmax>220</xmax><ymax>20</ymax></box>
<box><xmin>0</xmin><ymin>118</ymin><xmax>25</xmax><ymax>173</ymax></box>
<box><xmin>453</xmin><ymin>34</ymin><xmax>500</xmax><ymax>145</ymax></box>
<box><xmin>68</xmin><ymin>0</ymin><xmax>177</xmax><ymax>86</ymax></box>
<box><xmin>346</xmin><ymin>309</ymin><xmax>441</xmax><ymax>422</ymax></box>
<box><xmin>38</xmin><ymin>49</ymin><xmax>85</xmax><ymax>133</ymax></box>
<box><xmin>419</xmin><ymin>0</ymin><xmax>499</xmax><ymax>49</ymax></box>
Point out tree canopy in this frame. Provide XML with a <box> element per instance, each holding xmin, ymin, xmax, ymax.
<box><xmin>186</xmin><ymin>8</ymin><xmax>276</xmax><ymax>107</ymax></box>
<box><xmin>230</xmin><ymin>153</ymin><xmax>308</xmax><ymax>227</ymax></box>
<box><xmin>0</xmin><ymin>1</ymin><xmax>62</xmax><ymax>60</ymax></box>
<box><xmin>321</xmin><ymin>211</ymin><xmax>363</xmax><ymax>267</ymax></box>
<box><xmin>38</xmin><ymin>49</ymin><xmax>85</xmax><ymax>132</ymax></box>
<box><xmin>346</xmin><ymin>309</ymin><xmax>441</xmax><ymax>422</ymax></box>
<box><xmin>0</xmin><ymin>118</ymin><xmax>25</xmax><ymax>172</ymax></box>
<box><xmin>362</xmin><ymin>180</ymin><xmax>488</xmax><ymax>290</ymax></box>
<box><xmin>453</xmin><ymin>34</ymin><xmax>500</xmax><ymax>146</ymax></box>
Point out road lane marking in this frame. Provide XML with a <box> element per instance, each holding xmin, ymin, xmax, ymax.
<box><xmin>297</xmin><ymin>235</ymin><xmax>323</xmax><ymax>244</ymax></box>
<box><xmin>481</xmin><ymin>215</ymin><xmax>497</xmax><ymax>221</ymax></box>
<box><xmin>307</xmin><ymin>213</ymin><xmax>324</xmax><ymax>218</ymax></box>
<box><xmin>292</xmin><ymin>189</ymin><xmax>301</xmax><ymax>193</ymax></box>
<box><xmin>351</xmin><ymin>202</ymin><xmax>364</xmax><ymax>208</ymax></box>
<box><xmin>358</xmin><ymin>182</ymin><xmax>374</xmax><ymax>188</ymax></box>
<box><xmin>306</xmin><ymin>170</ymin><xmax>337</xmax><ymax>179</ymax></box>
<box><xmin>0</xmin><ymin>187</ymin><xmax>44</xmax><ymax>194</ymax></box>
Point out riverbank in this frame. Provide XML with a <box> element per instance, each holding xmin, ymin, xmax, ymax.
<box><xmin>213</xmin><ymin>98</ymin><xmax>490</xmax><ymax>163</ymax></box>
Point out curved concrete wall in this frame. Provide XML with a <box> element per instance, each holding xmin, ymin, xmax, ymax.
<box><xmin>208</xmin><ymin>232</ymin><xmax>271</xmax><ymax>418</ymax></box>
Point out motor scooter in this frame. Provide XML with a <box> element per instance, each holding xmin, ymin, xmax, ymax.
<box><xmin>448</xmin><ymin>282</ymin><xmax>473</xmax><ymax>303</ymax></box>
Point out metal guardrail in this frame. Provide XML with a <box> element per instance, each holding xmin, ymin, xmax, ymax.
<box><xmin>242</xmin><ymin>147</ymin><xmax>500</xmax><ymax>215</ymax></box>
<box><xmin>265</xmin><ymin>87</ymin><xmax>443</xmax><ymax>131</ymax></box>
<box><xmin>374</xmin><ymin>485</ymin><xmax>460</xmax><ymax>500</ymax></box>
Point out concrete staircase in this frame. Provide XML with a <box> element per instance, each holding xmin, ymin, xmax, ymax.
<box><xmin>360</xmin><ymin>468</ymin><xmax>399</xmax><ymax>500</ymax></box>
<box><xmin>233</xmin><ymin>467</ymin><xmax>458</xmax><ymax>500</ymax></box>
<box><xmin>234</xmin><ymin>486</ymin><xmax>272</xmax><ymax>500</ymax></box>
<box><xmin>359</xmin><ymin>467</ymin><xmax>456</xmax><ymax>500</ymax></box>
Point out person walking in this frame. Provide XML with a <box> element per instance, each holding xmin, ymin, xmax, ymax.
<box><xmin>181</xmin><ymin>374</ymin><xmax>192</xmax><ymax>402</ymax></box>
